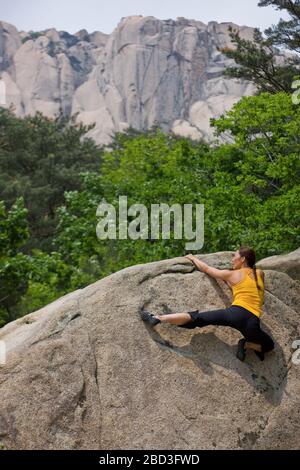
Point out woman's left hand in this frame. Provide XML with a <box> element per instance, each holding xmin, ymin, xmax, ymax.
<box><xmin>184</xmin><ymin>254</ymin><xmax>195</xmax><ymax>262</ymax></box>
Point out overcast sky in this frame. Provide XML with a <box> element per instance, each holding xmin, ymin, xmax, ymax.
<box><xmin>0</xmin><ymin>0</ymin><xmax>290</xmax><ymax>35</ymax></box>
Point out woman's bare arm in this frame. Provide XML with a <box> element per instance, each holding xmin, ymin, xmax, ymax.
<box><xmin>185</xmin><ymin>254</ymin><xmax>233</xmax><ymax>282</ymax></box>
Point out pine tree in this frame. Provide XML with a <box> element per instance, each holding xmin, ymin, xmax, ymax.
<box><xmin>218</xmin><ymin>1</ymin><xmax>300</xmax><ymax>93</ymax></box>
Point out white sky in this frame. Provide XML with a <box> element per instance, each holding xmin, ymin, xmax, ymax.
<box><xmin>0</xmin><ymin>0</ymin><xmax>290</xmax><ymax>35</ymax></box>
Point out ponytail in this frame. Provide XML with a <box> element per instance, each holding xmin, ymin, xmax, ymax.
<box><xmin>253</xmin><ymin>264</ymin><xmax>262</xmax><ymax>292</ymax></box>
<box><xmin>238</xmin><ymin>246</ymin><xmax>262</xmax><ymax>292</ymax></box>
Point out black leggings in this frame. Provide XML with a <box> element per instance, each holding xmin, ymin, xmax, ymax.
<box><xmin>178</xmin><ymin>305</ymin><xmax>275</xmax><ymax>353</ymax></box>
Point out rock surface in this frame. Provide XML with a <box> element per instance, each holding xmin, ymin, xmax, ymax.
<box><xmin>0</xmin><ymin>16</ymin><xmax>275</xmax><ymax>145</ymax></box>
<box><xmin>257</xmin><ymin>247</ymin><xmax>300</xmax><ymax>282</ymax></box>
<box><xmin>0</xmin><ymin>249</ymin><xmax>299</xmax><ymax>450</ymax></box>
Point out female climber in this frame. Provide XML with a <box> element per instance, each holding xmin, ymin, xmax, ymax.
<box><xmin>139</xmin><ymin>245</ymin><xmax>275</xmax><ymax>361</ymax></box>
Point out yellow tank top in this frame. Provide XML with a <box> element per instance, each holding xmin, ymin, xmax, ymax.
<box><xmin>231</xmin><ymin>267</ymin><xmax>264</xmax><ymax>318</ymax></box>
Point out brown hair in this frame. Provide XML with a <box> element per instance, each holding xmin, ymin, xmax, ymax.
<box><xmin>238</xmin><ymin>245</ymin><xmax>262</xmax><ymax>291</ymax></box>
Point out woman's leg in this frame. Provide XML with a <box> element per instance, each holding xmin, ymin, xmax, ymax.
<box><xmin>151</xmin><ymin>307</ymin><xmax>232</xmax><ymax>329</ymax></box>
<box><xmin>243</xmin><ymin>316</ymin><xmax>275</xmax><ymax>354</ymax></box>
<box><xmin>256</xmin><ymin>329</ymin><xmax>275</xmax><ymax>353</ymax></box>
<box><xmin>156</xmin><ymin>312</ymin><xmax>193</xmax><ymax>326</ymax></box>
<box><xmin>162</xmin><ymin>307</ymin><xmax>233</xmax><ymax>329</ymax></box>
<box><xmin>245</xmin><ymin>342</ymin><xmax>262</xmax><ymax>352</ymax></box>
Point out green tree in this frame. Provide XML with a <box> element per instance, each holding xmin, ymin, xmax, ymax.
<box><xmin>258</xmin><ymin>0</ymin><xmax>300</xmax><ymax>53</ymax></box>
<box><xmin>211</xmin><ymin>91</ymin><xmax>300</xmax><ymax>254</ymax></box>
<box><xmin>0</xmin><ymin>197</ymin><xmax>31</xmax><ymax>325</ymax></box>
<box><xmin>218</xmin><ymin>1</ymin><xmax>300</xmax><ymax>93</ymax></box>
<box><xmin>53</xmin><ymin>128</ymin><xmax>213</xmax><ymax>276</ymax></box>
<box><xmin>0</xmin><ymin>196</ymin><xmax>84</xmax><ymax>326</ymax></box>
<box><xmin>0</xmin><ymin>107</ymin><xmax>103</xmax><ymax>253</ymax></box>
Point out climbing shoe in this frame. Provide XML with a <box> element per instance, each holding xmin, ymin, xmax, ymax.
<box><xmin>139</xmin><ymin>309</ymin><xmax>161</xmax><ymax>326</ymax></box>
<box><xmin>236</xmin><ymin>338</ymin><xmax>247</xmax><ymax>361</ymax></box>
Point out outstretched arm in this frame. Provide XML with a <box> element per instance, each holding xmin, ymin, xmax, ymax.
<box><xmin>185</xmin><ymin>254</ymin><xmax>232</xmax><ymax>282</ymax></box>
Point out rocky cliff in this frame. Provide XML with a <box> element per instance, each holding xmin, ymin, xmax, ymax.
<box><xmin>0</xmin><ymin>16</ymin><xmax>263</xmax><ymax>145</ymax></box>
<box><xmin>0</xmin><ymin>248</ymin><xmax>299</xmax><ymax>450</ymax></box>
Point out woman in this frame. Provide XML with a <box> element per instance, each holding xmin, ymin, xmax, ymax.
<box><xmin>139</xmin><ymin>245</ymin><xmax>275</xmax><ymax>361</ymax></box>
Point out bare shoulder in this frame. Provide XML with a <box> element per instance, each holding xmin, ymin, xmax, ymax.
<box><xmin>226</xmin><ymin>269</ymin><xmax>244</xmax><ymax>286</ymax></box>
